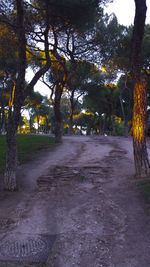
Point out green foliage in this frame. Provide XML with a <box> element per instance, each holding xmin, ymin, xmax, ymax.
<box><xmin>110</xmin><ymin>26</ymin><xmax>133</xmax><ymax>72</ymax></box>
<box><xmin>142</xmin><ymin>24</ymin><xmax>150</xmax><ymax>70</ymax></box>
<box><xmin>35</xmin><ymin>0</ymin><xmax>101</xmax><ymax>32</ymax></box>
<box><xmin>60</xmin><ymin>96</ymin><xmax>70</xmax><ymax>122</ymax></box>
<box><xmin>117</xmin><ymin>75</ymin><xmax>133</xmax><ymax>120</ymax></box>
<box><xmin>114</xmin><ymin>120</ymin><xmax>124</xmax><ymax>136</ymax></box>
<box><xmin>0</xmin><ymin>23</ymin><xmax>18</xmax><ymax>75</ymax></box>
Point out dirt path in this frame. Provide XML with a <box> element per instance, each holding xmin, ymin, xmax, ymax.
<box><xmin>0</xmin><ymin>136</ymin><xmax>150</xmax><ymax>266</ymax></box>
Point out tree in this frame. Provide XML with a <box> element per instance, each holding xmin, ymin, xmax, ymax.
<box><xmin>40</xmin><ymin>0</ymin><xmax>110</xmax><ymax>142</ymax></box>
<box><xmin>1</xmin><ymin>0</ymin><xmax>52</xmax><ymax>191</ymax></box>
<box><xmin>65</xmin><ymin>61</ymin><xmax>96</xmax><ymax>134</ymax></box>
<box><xmin>131</xmin><ymin>0</ymin><xmax>150</xmax><ymax>177</ymax></box>
<box><xmin>117</xmin><ymin>75</ymin><xmax>133</xmax><ymax>137</ymax></box>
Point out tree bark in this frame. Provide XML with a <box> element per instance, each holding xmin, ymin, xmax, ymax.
<box><xmin>102</xmin><ymin>114</ymin><xmax>107</xmax><ymax>135</ymax></box>
<box><xmin>0</xmin><ymin>103</ymin><xmax>5</xmax><ymax>134</ymax></box>
<box><xmin>119</xmin><ymin>95</ymin><xmax>128</xmax><ymax>137</ymax></box>
<box><xmin>112</xmin><ymin>114</ymin><xmax>115</xmax><ymax>135</ymax></box>
<box><xmin>69</xmin><ymin>91</ymin><xmax>75</xmax><ymax>135</ymax></box>
<box><xmin>3</xmin><ymin>0</ymin><xmax>52</xmax><ymax>190</ymax></box>
<box><xmin>4</xmin><ymin>0</ymin><xmax>26</xmax><ymax>191</ymax></box>
<box><xmin>132</xmin><ymin>78</ymin><xmax>150</xmax><ymax>176</ymax></box>
<box><xmin>54</xmin><ymin>84</ymin><xmax>63</xmax><ymax>143</ymax></box>
<box><xmin>4</xmin><ymin>111</ymin><xmax>17</xmax><ymax>191</ymax></box>
<box><xmin>132</xmin><ymin>0</ymin><xmax>150</xmax><ymax>177</ymax></box>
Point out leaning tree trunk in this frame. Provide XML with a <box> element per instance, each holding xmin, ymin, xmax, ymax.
<box><xmin>54</xmin><ymin>84</ymin><xmax>63</xmax><ymax>143</ymax></box>
<box><xmin>132</xmin><ymin>0</ymin><xmax>150</xmax><ymax>177</ymax></box>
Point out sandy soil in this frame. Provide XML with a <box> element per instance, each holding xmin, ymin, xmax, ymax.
<box><xmin>0</xmin><ymin>136</ymin><xmax>150</xmax><ymax>266</ymax></box>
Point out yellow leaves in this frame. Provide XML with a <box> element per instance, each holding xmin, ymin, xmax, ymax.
<box><xmin>23</xmin><ymin>116</ymin><xmax>29</xmax><ymax>127</ymax></box>
<box><xmin>108</xmin><ymin>83</ymin><xmax>118</xmax><ymax>90</ymax></box>
<box><xmin>49</xmin><ymin>97</ymin><xmax>54</xmax><ymax>106</ymax></box>
<box><xmin>34</xmin><ymin>116</ymin><xmax>46</xmax><ymax>125</ymax></box>
<box><xmin>73</xmin><ymin>113</ymin><xmax>82</xmax><ymax>119</ymax></box>
<box><xmin>0</xmin><ymin>24</ymin><xmax>9</xmax><ymax>38</ymax></box>
<box><xmin>114</xmin><ymin>115</ymin><xmax>122</xmax><ymax>124</ymax></box>
<box><xmin>17</xmin><ymin>126</ymin><xmax>30</xmax><ymax>134</ymax></box>
<box><xmin>34</xmin><ymin>116</ymin><xmax>38</xmax><ymax>123</ymax></box>
<box><xmin>64</xmin><ymin>123</ymin><xmax>69</xmax><ymax>128</ymax></box>
<box><xmin>101</xmin><ymin>67</ymin><xmax>107</xmax><ymax>73</ymax></box>
<box><xmin>146</xmin><ymin>69</ymin><xmax>150</xmax><ymax>75</ymax></box>
<box><xmin>26</xmin><ymin>47</ymin><xmax>35</xmax><ymax>63</ymax></box>
<box><xmin>85</xmin><ymin>110</ymin><xmax>94</xmax><ymax>116</ymax></box>
<box><xmin>36</xmin><ymin>104</ymin><xmax>41</xmax><ymax>108</ymax></box>
<box><xmin>39</xmin><ymin>116</ymin><xmax>46</xmax><ymax>125</ymax></box>
<box><xmin>38</xmin><ymin>50</ymin><xmax>58</xmax><ymax>67</ymax></box>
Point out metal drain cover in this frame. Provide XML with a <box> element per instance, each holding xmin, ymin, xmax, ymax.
<box><xmin>0</xmin><ymin>233</ymin><xmax>56</xmax><ymax>263</ymax></box>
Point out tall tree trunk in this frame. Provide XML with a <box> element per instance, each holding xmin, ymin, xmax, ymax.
<box><xmin>4</xmin><ymin>110</ymin><xmax>18</xmax><ymax>191</ymax></box>
<box><xmin>0</xmin><ymin>103</ymin><xmax>5</xmax><ymax>134</ymax></box>
<box><xmin>4</xmin><ymin>0</ymin><xmax>52</xmax><ymax>190</ymax></box>
<box><xmin>69</xmin><ymin>91</ymin><xmax>74</xmax><ymax>135</ymax></box>
<box><xmin>4</xmin><ymin>0</ymin><xmax>26</xmax><ymax>191</ymax></box>
<box><xmin>102</xmin><ymin>114</ymin><xmax>107</xmax><ymax>135</ymax></box>
<box><xmin>54</xmin><ymin>84</ymin><xmax>63</xmax><ymax>143</ymax></box>
<box><xmin>132</xmin><ymin>0</ymin><xmax>150</xmax><ymax>177</ymax></box>
<box><xmin>124</xmin><ymin>120</ymin><xmax>128</xmax><ymax>138</ymax></box>
<box><xmin>29</xmin><ymin>117</ymin><xmax>32</xmax><ymax>133</ymax></box>
<box><xmin>98</xmin><ymin>114</ymin><xmax>102</xmax><ymax>135</ymax></box>
<box><xmin>112</xmin><ymin>114</ymin><xmax>115</xmax><ymax>135</ymax></box>
<box><xmin>119</xmin><ymin>95</ymin><xmax>128</xmax><ymax>137</ymax></box>
<box><xmin>69</xmin><ymin>112</ymin><xmax>74</xmax><ymax>135</ymax></box>
<box><xmin>133</xmin><ymin>78</ymin><xmax>149</xmax><ymax>176</ymax></box>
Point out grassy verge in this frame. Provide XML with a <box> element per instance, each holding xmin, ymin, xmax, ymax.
<box><xmin>0</xmin><ymin>134</ymin><xmax>56</xmax><ymax>173</ymax></box>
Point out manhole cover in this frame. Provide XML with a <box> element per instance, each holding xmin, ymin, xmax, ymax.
<box><xmin>1</xmin><ymin>238</ymin><xmax>46</xmax><ymax>257</ymax></box>
<box><xmin>0</xmin><ymin>234</ymin><xmax>56</xmax><ymax>263</ymax></box>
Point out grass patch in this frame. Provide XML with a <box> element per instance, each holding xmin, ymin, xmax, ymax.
<box><xmin>0</xmin><ymin>134</ymin><xmax>56</xmax><ymax>173</ymax></box>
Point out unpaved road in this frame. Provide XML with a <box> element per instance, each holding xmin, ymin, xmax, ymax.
<box><xmin>0</xmin><ymin>136</ymin><xmax>150</xmax><ymax>266</ymax></box>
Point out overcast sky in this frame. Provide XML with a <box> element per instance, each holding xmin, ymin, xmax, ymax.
<box><xmin>105</xmin><ymin>0</ymin><xmax>150</xmax><ymax>26</ymax></box>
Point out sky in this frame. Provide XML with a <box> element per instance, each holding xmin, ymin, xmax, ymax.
<box><xmin>28</xmin><ymin>0</ymin><xmax>150</xmax><ymax>97</ymax></box>
<box><xmin>105</xmin><ymin>0</ymin><xmax>150</xmax><ymax>26</ymax></box>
